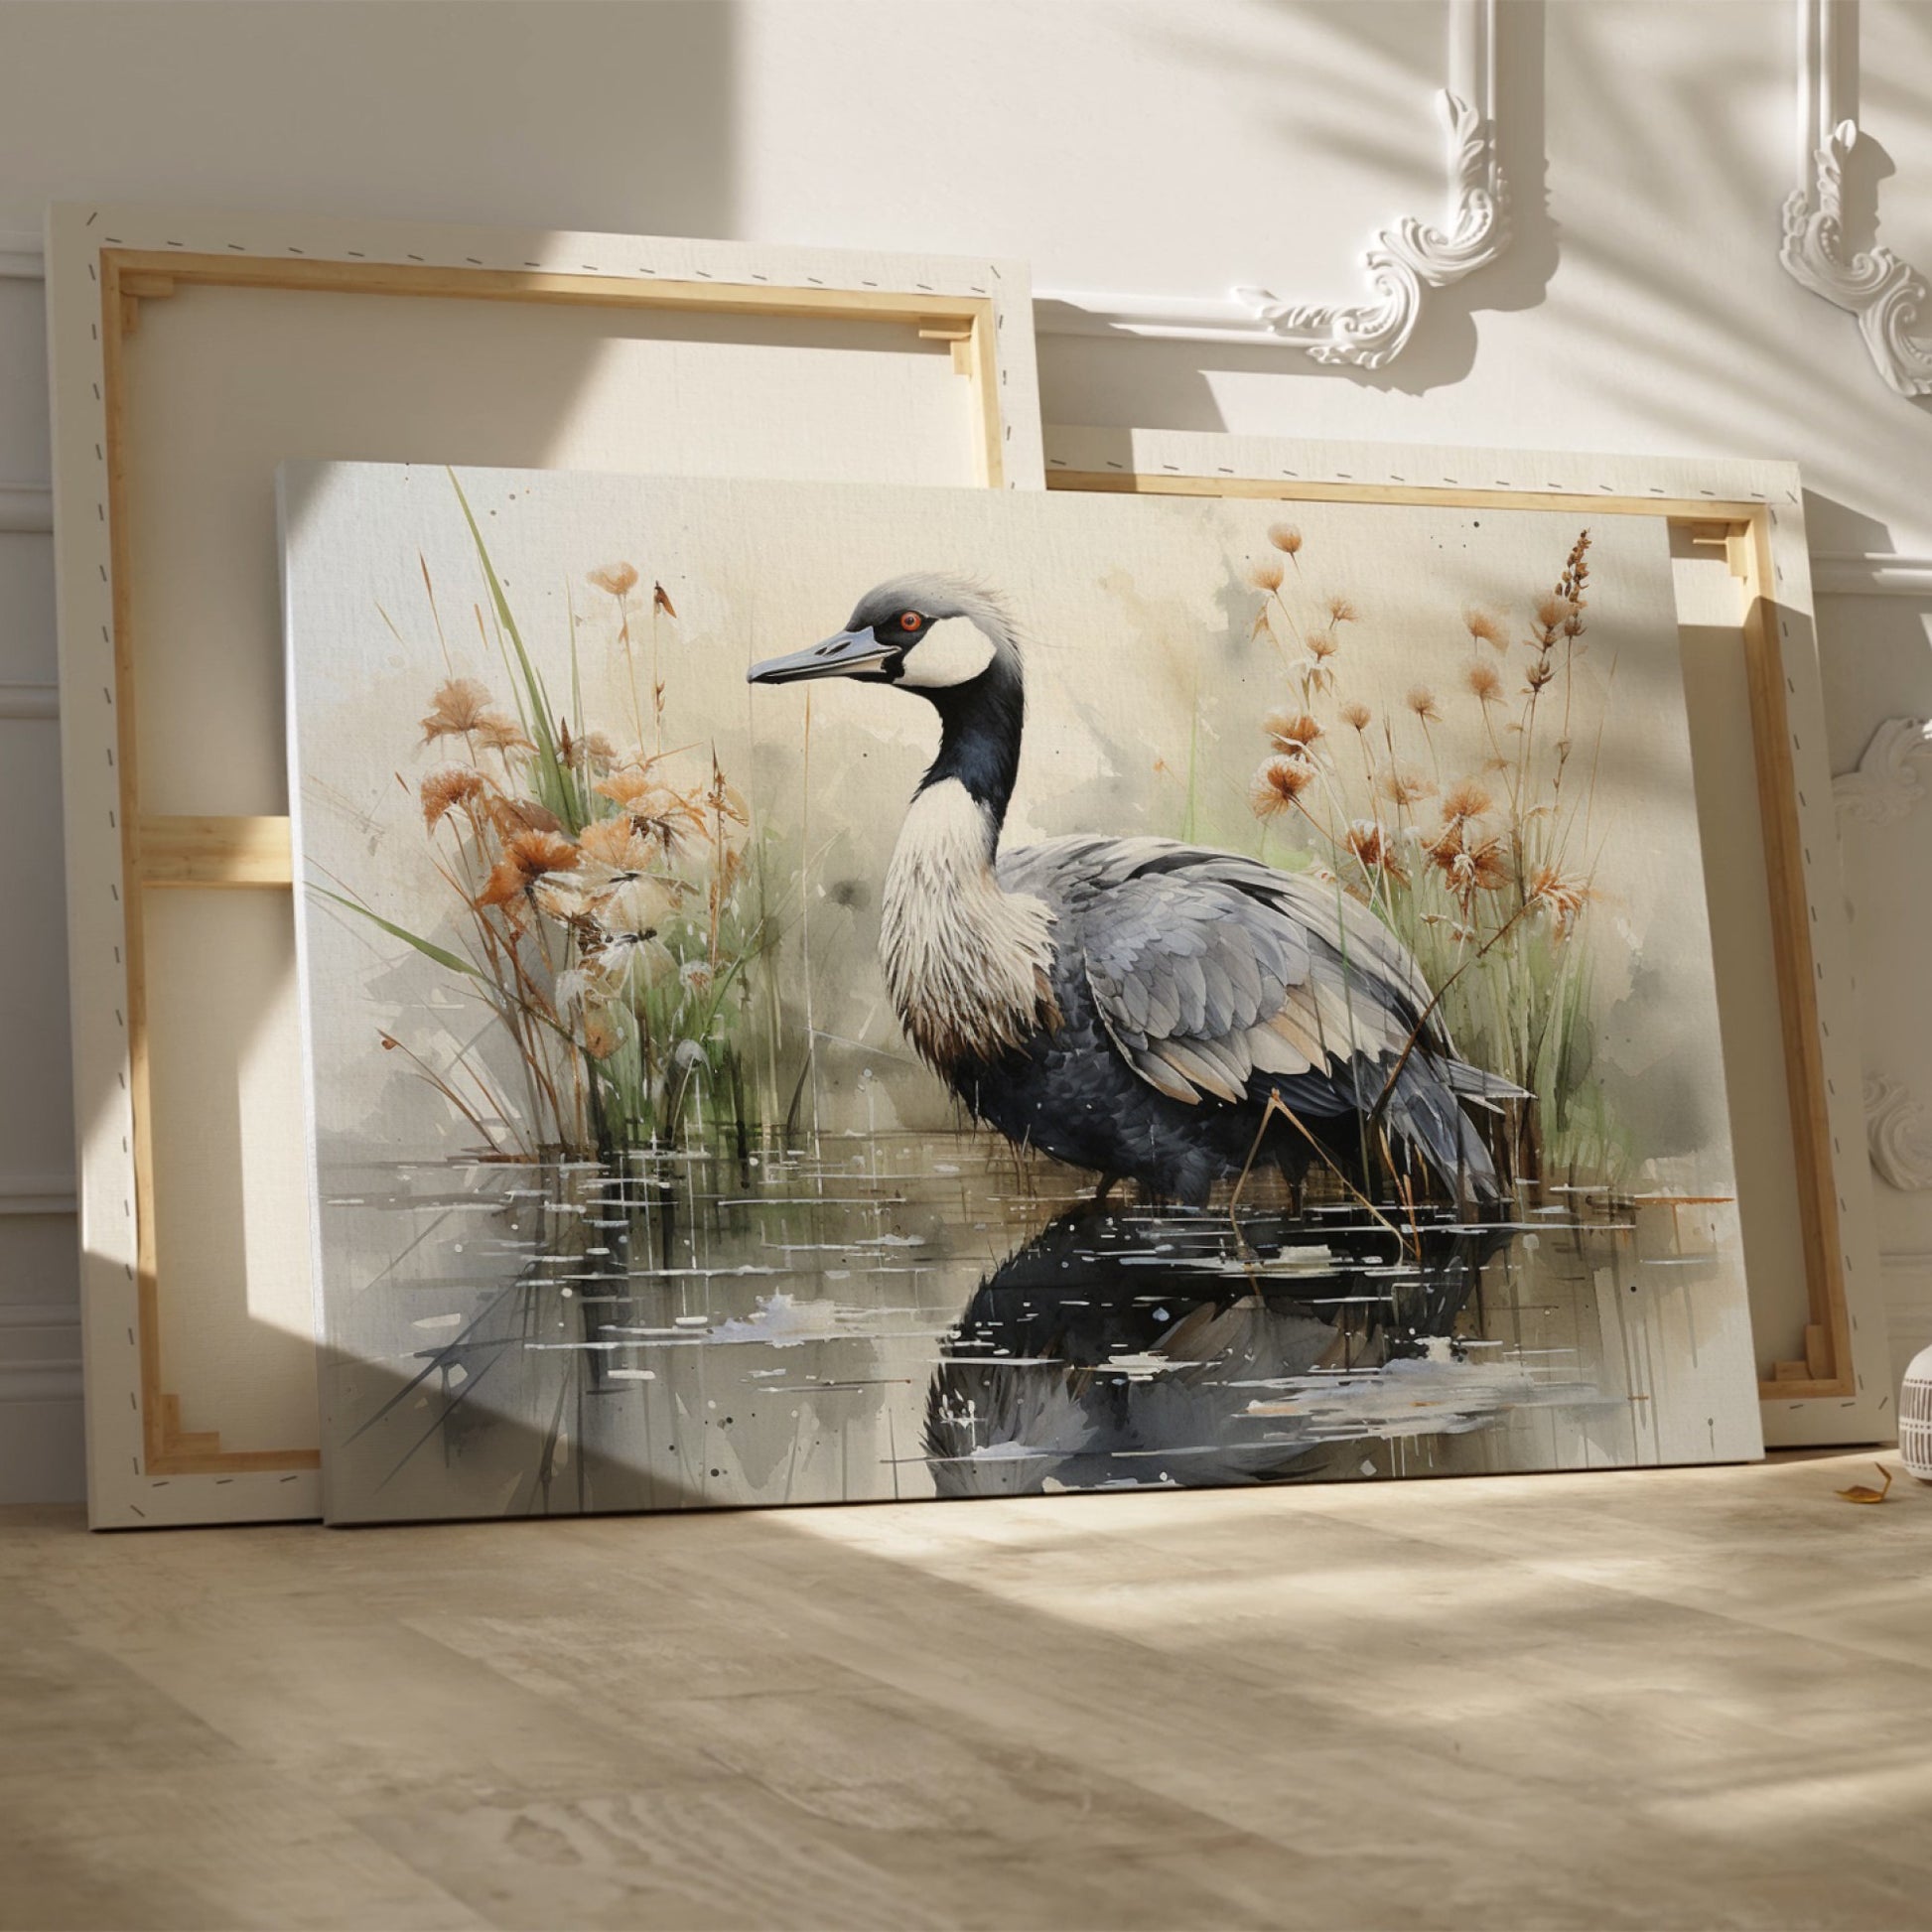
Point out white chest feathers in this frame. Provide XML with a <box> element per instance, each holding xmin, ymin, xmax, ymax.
<box><xmin>880</xmin><ymin>779</ymin><xmax>1058</xmax><ymax>1070</ymax></box>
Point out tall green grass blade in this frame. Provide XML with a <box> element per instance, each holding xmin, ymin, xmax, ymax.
<box><xmin>447</xmin><ymin>470</ymin><xmax>588</xmax><ymax>830</ymax></box>
<box><xmin>314</xmin><ymin>887</ymin><xmax>482</xmax><ymax>978</ymax></box>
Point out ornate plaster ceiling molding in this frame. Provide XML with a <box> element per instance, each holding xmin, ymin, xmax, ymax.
<box><xmin>1035</xmin><ymin>0</ymin><xmax>1509</xmax><ymax>367</ymax></box>
<box><xmin>1833</xmin><ymin>716</ymin><xmax>1932</xmax><ymax>825</ymax></box>
<box><xmin>1780</xmin><ymin>0</ymin><xmax>1932</xmax><ymax>399</ymax></box>
<box><xmin>1864</xmin><ymin>1074</ymin><xmax>1932</xmax><ymax>1191</ymax></box>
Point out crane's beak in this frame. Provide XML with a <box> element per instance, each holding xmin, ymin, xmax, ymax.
<box><xmin>746</xmin><ymin>626</ymin><xmax>893</xmax><ymax>685</ymax></box>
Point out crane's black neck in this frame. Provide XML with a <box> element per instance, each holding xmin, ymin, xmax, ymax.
<box><xmin>914</xmin><ymin>657</ymin><xmax>1025</xmax><ymax>835</ymax></box>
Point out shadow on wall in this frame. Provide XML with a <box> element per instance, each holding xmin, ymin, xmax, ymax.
<box><xmin>1035</xmin><ymin>0</ymin><xmax>1555</xmax><ymax>421</ymax></box>
<box><xmin>1240</xmin><ymin>0</ymin><xmax>1558</xmax><ymax>397</ymax></box>
<box><xmin>0</xmin><ymin>3</ymin><xmax>739</xmax><ymax>240</ymax></box>
<box><xmin>1802</xmin><ymin>489</ymin><xmax>1932</xmax><ymax>773</ymax></box>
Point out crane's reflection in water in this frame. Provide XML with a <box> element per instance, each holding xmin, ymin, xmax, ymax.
<box><xmin>318</xmin><ymin>1133</ymin><xmax>1624</xmax><ymax>1522</ymax></box>
<box><xmin>927</xmin><ymin>1203</ymin><xmax>1521</xmax><ymax>1496</ymax></box>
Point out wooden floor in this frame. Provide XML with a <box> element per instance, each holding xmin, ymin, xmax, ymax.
<box><xmin>4</xmin><ymin>1451</ymin><xmax>1930</xmax><ymax>1931</ymax></box>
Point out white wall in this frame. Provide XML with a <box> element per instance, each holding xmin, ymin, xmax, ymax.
<box><xmin>3</xmin><ymin>0</ymin><xmax>1928</xmax><ymax>1502</ymax></box>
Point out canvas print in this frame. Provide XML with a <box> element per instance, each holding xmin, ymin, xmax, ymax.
<box><xmin>283</xmin><ymin>462</ymin><xmax>1763</xmax><ymax>1523</ymax></box>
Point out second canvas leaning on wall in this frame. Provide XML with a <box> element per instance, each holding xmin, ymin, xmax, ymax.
<box><xmin>283</xmin><ymin>462</ymin><xmax>1763</xmax><ymax>1523</ymax></box>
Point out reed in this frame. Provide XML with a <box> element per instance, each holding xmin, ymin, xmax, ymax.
<box><xmin>334</xmin><ymin>475</ymin><xmax>774</xmax><ymax>1160</ymax></box>
<box><xmin>1245</xmin><ymin>524</ymin><xmax>1620</xmax><ymax>1191</ymax></box>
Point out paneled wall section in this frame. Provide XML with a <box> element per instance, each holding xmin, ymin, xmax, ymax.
<box><xmin>0</xmin><ymin>264</ymin><xmax>81</xmax><ymax>1501</ymax></box>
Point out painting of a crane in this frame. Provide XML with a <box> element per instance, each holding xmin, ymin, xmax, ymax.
<box><xmin>284</xmin><ymin>463</ymin><xmax>1764</xmax><ymax>1523</ymax></box>
<box><xmin>750</xmin><ymin>575</ymin><xmax>1525</xmax><ymax>1213</ymax></box>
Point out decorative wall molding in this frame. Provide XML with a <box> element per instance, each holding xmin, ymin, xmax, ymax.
<box><xmin>1834</xmin><ymin>720</ymin><xmax>1926</xmax><ymax>1206</ymax></box>
<box><xmin>0</xmin><ymin>1302</ymin><xmax>79</xmax><ymax>1330</ymax></box>
<box><xmin>0</xmin><ymin>481</ymin><xmax>53</xmax><ymax>535</ymax></box>
<box><xmin>0</xmin><ymin>1173</ymin><xmax>78</xmax><ymax>1217</ymax></box>
<box><xmin>0</xmin><ymin>1364</ymin><xmax>82</xmax><ymax>1407</ymax></box>
<box><xmin>0</xmin><ymin>481</ymin><xmax>54</xmax><ymax>533</ymax></box>
<box><xmin>1864</xmin><ymin>1074</ymin><xmax>1932</xmax><ymax>1192</ymax></box>
<box><xmin>1780</xmin><ymin>0</ymin><xmax>1932</xmax><ymax>399</ymax></box>
<box><xmin>0</xmin><ymin>684</ymin><xmax>57</xmax><ymax>723</ymax></box>
<box><xmin>1837</xmin><ymin>718</ymin><xmax>1932</xmax><ymax>1196</ymax></box>
<box><xmin>0</xmin><ymin>1364</ymin><xmax>82</xmax><ymax>1406</ymax></box>
<box><xmin>1876</xmin><ymin>1253</ymin><xmax>1932</xmax><ymax>1344</ymax></box>
<box><xmin>5</xmin><ymin>234</ymin><xmax>106</xmax><ymax>1478</ymax></box>
<box><xmin>0</xmin><ymin>14</ymin><xmax>1513</xmax><ymax>378</ymax></box>
<box><xmin>1811</xmin><ymin>551</ymin><xmax>1932</xmax><ymax>597</ymax></box>
<box><xmin>0</xmin><ymin>230</ymin><xmax>43</xmax><ymax>281</ymax></box>
<box><xmin>1834</xmin><ymin>716</ymin><xmax>1932</xmax><ymax>824</ymax></box>
<box><xmin>0</xmin><ymin>1304</ymin><xmax>83</xmax><ymax>1410</ymax></box>
<box><xmin>1035</xmin><ymin>0</ymin><xmax>1509</xmax><ymax>366</ymax></box>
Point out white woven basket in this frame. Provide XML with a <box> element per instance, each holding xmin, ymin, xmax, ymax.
<box><xmin>1902</xmin><ymin>1344</ymin><xmax>1932</xmax><ymax>1481</ymax></box>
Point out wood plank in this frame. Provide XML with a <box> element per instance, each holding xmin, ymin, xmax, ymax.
<box><xmin>1739</xmin><ymin>507</ymin><xmax>1855</xmax><ymax>1399</ymax></box>
<box><xmin>154</xmin><ymin>1397</ymin><xmax>219</xmax><ymax>1459</ymax></box>
<box><xmin>1759</xmin><ymin>1376</ymin><xmax>1851</xmax><ymax>1400</ymax></box>
<box><xmin>151</xmin><ymin>1391</ymin><xmax>323</xmax><ymax>1472</ymax></box>
<box><xmin>1805</xmin><ymin>1322</ymin><xmax>1832</xmax><ymax>1379</ymax></box>
<box><xmin>148</xmin><ymin>1446</ymin><xmax>322</xmax><ymax>1476</ymax></box>
<box><xmin>100</xmin><ymin>251</ymin><xmax>168</xmax><ymax>1472</ymax></box>
<box><xmin>964</xmin><ymin>310</ymin><xmax>1005</xmax><ymax>490</ymax></box>
<box><xmin>136</xmin><ymin>815</ymin><xmax>294</xmax><ymax>888</ymax></box>
<box><xmin>12</xmin><ymin>1453</ymin><xmax>1932</xmax><ymax>1923</ymax></box>
<box><xmin>104</xmin><ymin>248</ymin><xmax>993</xmax><ymax>332</ymax></box>
<box><xmin>1048</xmin><ymin>469</ymin><xmax>1768</xmax><ymax>523</ymax></box>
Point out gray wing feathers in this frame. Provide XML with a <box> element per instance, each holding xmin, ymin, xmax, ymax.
<box><xmin>1016</xmin><ymin>837</ymin><xmax>1430</xmax><ymax>1110</ymax></box>
<box><xmin>1000</xmin><ymin>834</ymin><xmax>1512</xmax><ymax>1200</ymax></box>
<box><xmin>1004</xmin><ymin>835</ymin><xmax>1429</xmax><ymax>1005</ymax></box>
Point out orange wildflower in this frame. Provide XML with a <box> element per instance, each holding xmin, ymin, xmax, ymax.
<box><xmin>1265</xmin><ymin>710</ymin><xmax>1322</xmax><ymax>753</ymax></box>
<box><xmin>420</xmin><ymin>765</ymin><xmax>487</xmax><ymax>831</ymax></box>
<box><xmin>587</xmin><ymin>563</ymin><xmax>639</xmax><ymax>598</ymax></box>
<box><xmin>476</xmin><ymin>831</ymin><xmax>579</xmax><ymax>908</ymax></box>
<box><xmin>421</xmin><ymin>678</ymin><xmax>494</xmax><ymax>743</ymax></box>
<box><xmin>1251</xmin><ymin>756</ymin><xmax>1314</xmax><ymax>818</ymax></box>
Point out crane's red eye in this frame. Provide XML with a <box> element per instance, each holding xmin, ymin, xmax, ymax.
<box><xmin>898</xmin><ymin>611</ymin><xmax>921</xmax><ymax>632</ymax></box>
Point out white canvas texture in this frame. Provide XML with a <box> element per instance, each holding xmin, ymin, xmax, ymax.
<box><xmin>284</xmin><ymin>461</ymin><xmax>1764</xmax><ymax>1521</ymax></box>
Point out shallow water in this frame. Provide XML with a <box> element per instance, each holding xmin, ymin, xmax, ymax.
<box><xmin>315</xmin><ymin>1131</ymin><xmax>1696</xmax><ymax>1523</ymax></box>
